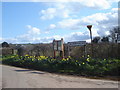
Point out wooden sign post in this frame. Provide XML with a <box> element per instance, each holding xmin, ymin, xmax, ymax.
<box><xmin>87</xmin><ymin>25</ymin><xmax>93</xmax><ymax>57</ymax></box>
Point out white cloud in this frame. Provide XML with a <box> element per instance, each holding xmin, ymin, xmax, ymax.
<box><xmin>39</xmin><ymin>0</ymin><xmax>117</xmax><ymax>20</ymax></box>
<box><xmin>45</xmin><ymin>24</ymin><xmax>56</xmax><ymax>32</ymax></box>
<box><xmin>40</xmin><ymin>8</ymin><xmax>57</xmax><ymax>20</ymax></box>
<box><xmin>14</xmin><ymin>25</ymin><xmax>41</xmax><ymax>43</ymax></box>
<box><xmin>0</xmin><ymin>37</ymin><xmax>18</xmax><ymax>44</ymax></box>
<box><xmin>58</xmin><ymin>19</ymin><xmax>80</xmax><ymax>30</ymax></box>
<box><xmin>33</xmin><ymin>35</ymin><xmax>62</xmax><ymax>43</ymax></box>
<box><xmin>65</xmin><ymin>32</ymin><xmax>89</xmax><ymax>42</ymax></box>
<box><xmin>39</xmin><ymin>32</ymin><xmax>89</xmax><ymax>43</ymax></box>
<box><xmin>40</xmin><ymin>5</ymin><xmax>70</xmax><ymax>20</ymax></box>
<box><xmin>26</xmin><ymin>25</ymin><xmax>32</xmax><ymax>29</ymax></box>
<box><xmin>26</xmin><ymin>25</ymin><xmax>41</xmax><ymax>35</ymax></box>
<box><xmin>111</xmin><ymin>8</ymin><xmax>119</xmax><ymax>13</ymax></box>
<box><xmin>50</xmin><ymin>8</ymin><xmax>118</xmax><ymax>36</ymax></box>
<box><xmin>49</xmin><ymin>24</ymin><xmax>56</xmax><ymax>29</ymax></box>
<box><xmin>28</xmin><ymin>27</ymin><xmax>41</xmax><ymax>35</ymax></box>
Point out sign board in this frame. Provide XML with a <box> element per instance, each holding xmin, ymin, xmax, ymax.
<box><xmin>58</xmin><ymin>41</ymin><xmax>62</xmax><ymax>51</ymax></box>
<box><xmin>68</xmin><ymin>41</ymin><xmax>86</xmax><ymax>46</ymax></box>
<box><xmin>53</xmin><ymin>41</ymin><xmax>57</xmax><ymax>50</ymax></box>
<box><xmin>53</xmin><ymin>38</ymin><xmax>63</xmax><ymax>51</ymax></box>
<box><xmin>117</xmin><ymin>35</ymin><xmax>120</xmax><ymax>43</ymax></box>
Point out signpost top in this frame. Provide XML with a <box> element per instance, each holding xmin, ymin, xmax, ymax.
<box><xmin>87</xmin><ymin>25</ymin><xmax>92</xmax><ymax>31</ymax></box>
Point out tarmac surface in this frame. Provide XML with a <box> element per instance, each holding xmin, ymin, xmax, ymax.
<box><xmin>0</xmin><ymin>64</ymin><xmax>119</xmax><ymax>88</ymax></box>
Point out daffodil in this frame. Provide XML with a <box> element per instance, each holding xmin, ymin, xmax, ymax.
<box><xmin>76</xmin><ymin>60</ymin><xmax>78</xmax><ymax>62</ymax></box>
<box><xmin>25</xmin><ymin>54</ymin><xmax>29</xmax><ymax>56</ymax></box>
<box><xmin>68</xmin><ymin>56</ymin><xmax>71</xmax><ymax>59</ymax></box>
<box><xmin>82</xmin><ymin>55</ymin><xmax>84</xmax><ymax>58</ymax></box>
<box><xmin>51</xmin><ymin>59</ymin><xmax>55</xmax><ymax>61</ymax></box>
<box><xmin>66</xmin><ymin>58</ymin><xmax>69</xmax><ymax>60</ymax></box>
<box><xmin>86</xmin><ymin>58</ymin><xmax>90</xmax><ymax>62</ymax></box>
<box><xmin>38</xmin><ymin>58</ymin><xmax>41</xmax><ymax>60</ymax></box>
<box><xmin>82</xmin><ymin>62</ymin><xmax>85</xmax><ymax>64</ymax></box>
<box><xmin>62</xmin><ymin>58</ymin><xmax>67</xmax><ymax>61</ymax></box>
<box><xmin>87</xmin><ymin>55</ymin><xmax>90</xmax><ymax>57</ymax></box>
<box><xmin>32</xmin><ymin>58</ymin><xmax>34</xmax><ymax>61</ymax></box>
<box><xmin>11</xmin><ymin>56</ymin><xmax>14</xmax><ymax>58</ymax></box>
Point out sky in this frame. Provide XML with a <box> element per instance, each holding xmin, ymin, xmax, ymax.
<box><xmin>1</xmin><ymin>0</ymin><xmax>119</xmax><ymax>44</ymax></box>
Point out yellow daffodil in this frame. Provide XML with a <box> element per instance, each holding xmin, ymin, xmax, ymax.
<box><xmin>25</xmin><ymin>54</ymin><xmax>29</xmax><ymax>56</ymax></box>
<box><xmin>68</xmin><ymin>56</ymin><xmax>71</xmax><ymax>59</ymax></box>
<box><xmin>76</xmin><ymin>60</ymin><xmax>78</xmax><ymax>62</ymax></box>
<box><xmin>87</xmin><ymin>55</ymin><xmax>90</xmax><ymax>57</ymax></box>
<box><xmin>62</xmin><ymin>58</ymin><xmax>67</xmax><ymax>61</ymax></box>
<box><xmin>86</xmin><ymin>58</ymin><xmax>90</xmax><ymax>62</ymax></box>
<box><xmin>66</xmin><ymin>58</ymin><xmax>69</xmax><ymax>60</ymax></box>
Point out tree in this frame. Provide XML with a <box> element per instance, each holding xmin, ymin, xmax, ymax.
<box><xmin>17</xmin><ymin>45</ymin><xmax>25</xmax><ymax>56</ymax></box>
<box><xmin>92</xmin><ymin>36</ymin><xmax>101</xmax><ymax>43</ymax></box>
<box><xmin>101</xmin><ymin>36</ymin><xmax>109</xmax><ymax>42</ymax></box>
<box><xmin>2</xmin><ymin>42</ymin><xmax>9</xmax><ymax>47</ymax></box>
<box><xmin>110</xmin><ymin>26</ymin><xmax>120</xmax><ymax>43</ymax></box>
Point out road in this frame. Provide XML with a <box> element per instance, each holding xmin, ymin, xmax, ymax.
<box><xmin>0</xmin><ymin>65</ymin><xmax>119</xmax><ymax>88</ymax></box>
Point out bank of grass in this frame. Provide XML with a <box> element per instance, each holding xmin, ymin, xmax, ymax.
<box><xmin>2</xmin><ymin>55</ymin><xmax>120</xmax><ymax>78</ymax></box>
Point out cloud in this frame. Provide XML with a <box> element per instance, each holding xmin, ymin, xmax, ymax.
<box><xmin>9</xmin><ymin>7</ymin><xmax>116</xmax><ymax>44</ymax></box>
<box><xmin>64</xmin><ymin>31</ymin><xmax>89</xmax><ymax>42</ymax></box>
<box><xmin>57</xmin><ymin>19</ymin><xmax>80</xmax><ymax>30</ymax></box>
<box><xmin>48</xmin><ymin>24</ymin><xmax>56</xmax><ymax>29</ymax></box>
<box><xmin>48</xmin><ymin>8</ymin><xmax>118</xmax><ymax>36</ymax></box>
<box><xmin>111</xmin><ymin>8</ymin><xmax>120</xmax><ymax>13</ymax></box>
<box><xmin>13</xmin><ymin>25</ymin><xmax>41</xmax><ymax>43</ymax></box>
<box><xmin>26</xmin><ymin>25</ymin><xmax>41</xmax><ymax>35</ymax></box>
<box><xmin>80</xmin><ymin>0</ymin><xmax>110</xmax><ymax>9</ymax></box>
<box><xmin>0</xmin><ymin>37</ymin><xmax>18</xmax><ymax>44</ymax></box>
<box><xmin>45</xmin><ymin>24</ymin><xmax>56</xmax><ymax>32</ymax></box>
<box><xmin>1</xmin><ymin>1</ymin><xmax>118</xmax><ymax>44</ymax></box>
<box><xmin>40</xmin><ymin>8</ymin><xmax>57</xmax><ymax>20</ymax></box>
<box><xmin>39</xmin><ymin>0</ymin><xmax>117</xmax><ymax>20</ymax></box>
<box><xmin>40</xmin><ymin>4</ymin><xmax>70</xmax><ymax>20</ymax></box>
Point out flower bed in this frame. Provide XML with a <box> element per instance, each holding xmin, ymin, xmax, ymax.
<box><xmin>2</xmin><ymin>55</ymin><xmax>120</xmax><ymax>76</ymax></box>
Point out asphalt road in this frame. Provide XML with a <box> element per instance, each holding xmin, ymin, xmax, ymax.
<box><xmin>0</xmin><ymin>65</ymin><xmax>119</xmax><ymax>88</ymax></box>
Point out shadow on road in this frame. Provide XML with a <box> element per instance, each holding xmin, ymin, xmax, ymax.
<box><xmin>14</xmin><ymin>69</ymin><xmax>45</xmax><ymax>74</ymax></box>
<box><xmin>14</xmin><ymin>70</ymin><xmax>32</xmax><ymax>72</ymax></box>
<box><xmin>30</xmin><ymin>71</ymin><xmax>45</xmax><ymax>74</ymax></box>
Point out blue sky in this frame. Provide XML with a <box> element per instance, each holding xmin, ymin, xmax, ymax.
<box><xmin>1</xmin><ymin>0</ymin><xmax>119</xmax><ymax>44</ymax></box>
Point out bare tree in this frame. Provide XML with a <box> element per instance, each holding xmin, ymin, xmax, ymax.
<box><xmin>92</xmin><ymin>36</ymin><xmax>101</xmax><ymax>43</ymax></box>
<box><xmin>110</xmin><ymin>26</ymin><xmax>120</xmax><ymax>43</ymax></box>
<box><xmin>101</xmin><ymin>36</ymin><xmax>109</xmax><ymax>43</ymax></box>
